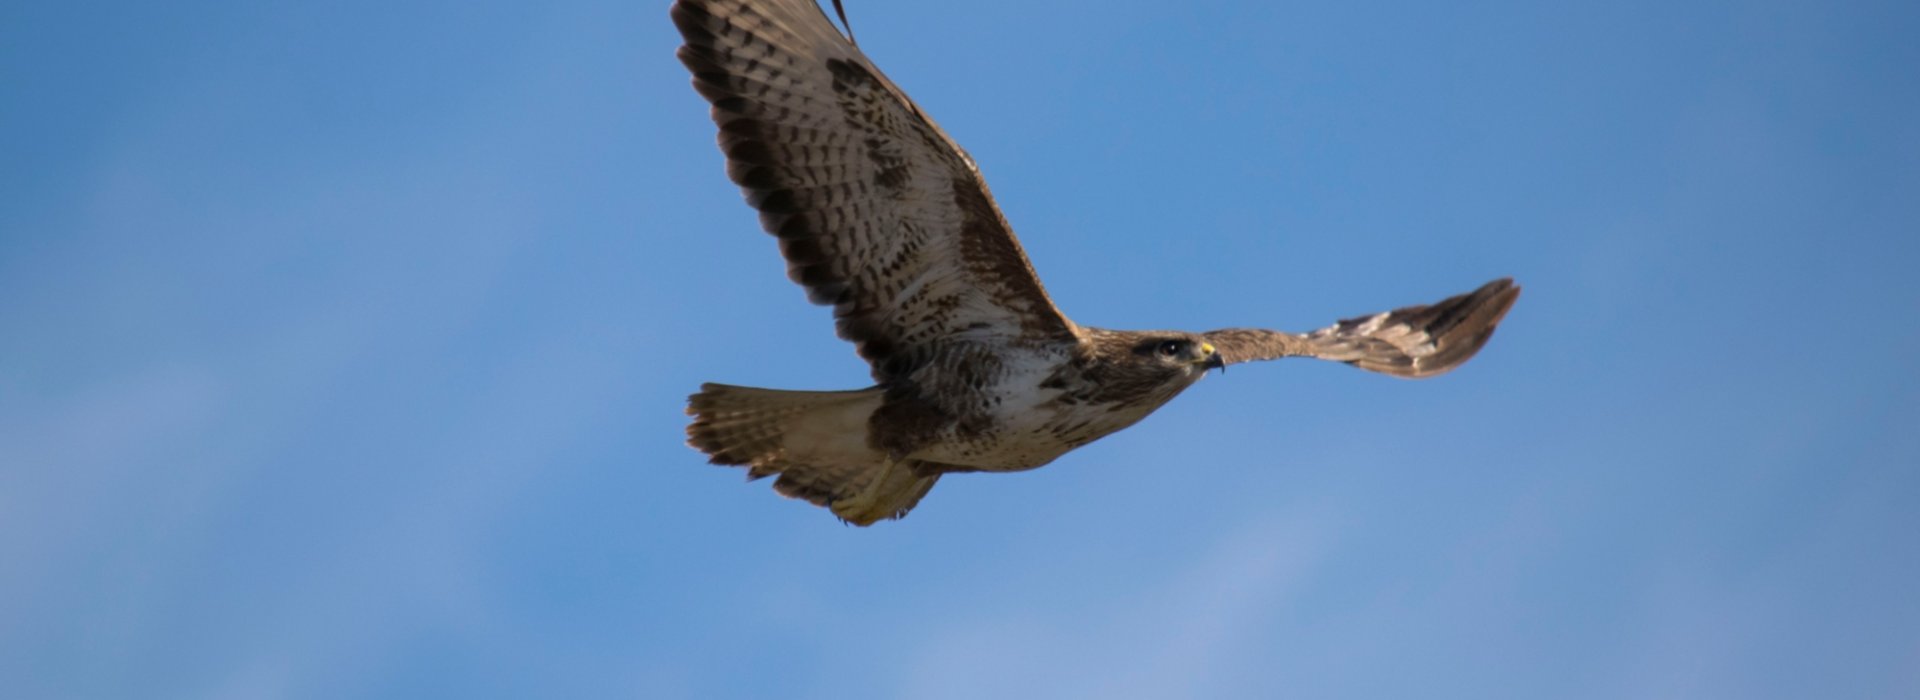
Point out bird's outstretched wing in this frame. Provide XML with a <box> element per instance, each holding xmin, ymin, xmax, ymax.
<box><xmin>1204</xmin><ymin>278</ymin><xmax>1519</xmax><ymax>378</ymax></box>
<box><xmin>673</xmin><ymin>0</ymin><xmax>1079</xmax><ymax>380</ymax></box>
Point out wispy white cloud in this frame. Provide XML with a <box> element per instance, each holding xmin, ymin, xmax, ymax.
<box><xmin>1</xmin><ymin>4</ymin><xmax>668</xmax><ymax>696</ymax></box>
<box><xmin>896</xmin><ymin>507</ymin><xmax>1341</xmax><ymax>699</ymax></box>
<box><xmin>0</xmin><ymin>363</ymin><xmax>223</xmax><ymax>628</ymax></box>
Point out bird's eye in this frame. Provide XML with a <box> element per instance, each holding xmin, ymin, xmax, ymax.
<box><xmin>1157</xmin><ymin>340</ymin><xmax>1185</xmax><ymax>357</ymax></box>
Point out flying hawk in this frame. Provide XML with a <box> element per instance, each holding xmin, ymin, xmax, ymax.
<box><xmin>673</xmin><ymin>0</ymin><xmax>1520</xmax><ymax>525</ymax></box>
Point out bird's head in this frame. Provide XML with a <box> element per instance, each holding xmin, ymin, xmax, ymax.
<box><xmin>1076</xmin><ymin>329</ymin><xmax>1225</xmax><ymax>407</ymax></box>
<box><xmin>1128</xmin><ymin>334</ymin><xmax>1225</xmax><ymax>377</ymax></box>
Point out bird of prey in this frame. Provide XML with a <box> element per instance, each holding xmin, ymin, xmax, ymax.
<box><xmin>673</xmin><ymin>0</ymin><xmax>1519</xmax><ymax>525</ymax></box>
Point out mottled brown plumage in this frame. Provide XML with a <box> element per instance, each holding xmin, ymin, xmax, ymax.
<box><xmin>1205</xmin><ymin>278</ymin><xmax>1520</xmax><ymax>378</ymax></box>
<box><xmin>675</xmin><ymin>0</ymin><xmax>1520</xmax><ymax>525</ymax></box>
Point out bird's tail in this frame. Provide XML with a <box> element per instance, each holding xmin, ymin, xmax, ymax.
<box><xmin>685</xmin><ymin>383</ymin><xmax>939</xmax><ymax>525</ymax></box>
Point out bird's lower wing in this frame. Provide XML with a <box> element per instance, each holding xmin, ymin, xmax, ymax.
<box><xmin>1204</xmin><ymin>278</ymin><xmax>1519</xmax><ymax>379</ymax></box>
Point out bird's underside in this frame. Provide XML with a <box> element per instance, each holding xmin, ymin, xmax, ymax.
<box><xmin>673</xmin><ymin>0</ymin><xmax>1520</xmax><ymax>525</ymax></box>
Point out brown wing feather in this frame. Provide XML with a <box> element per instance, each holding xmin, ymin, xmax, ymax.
<box><xmin>1205</xmin><ymin>278</ymin><xmax>1520</xmax><ymax>378</ymax></box>
<box><xmin>673</xmin><ymin>0</ymin><xmax>1079</xmax><ymax>380</ymax></box>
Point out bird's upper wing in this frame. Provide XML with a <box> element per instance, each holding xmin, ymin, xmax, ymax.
<box><xmin>673</xmin><ymin>0</ymin><xmax>1079</xmax><ymax>380</ymax></box>
<box><xmin>1204</xmin><ymin>278</ymin><xmax>1520</xmax><ymax>379</ymax></box>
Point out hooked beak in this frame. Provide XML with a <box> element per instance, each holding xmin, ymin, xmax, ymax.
<box><xmin>1200</xmin><ymin>342</ymin><xmax>1225</xmax><ymax>372</ymax></box>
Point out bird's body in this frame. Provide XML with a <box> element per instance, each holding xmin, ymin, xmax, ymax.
<box><xmin>889</xmin><ymin>339</ymin><xmax>1085</xmax><ymax>471</ymax></box>
<box><xmin>881</xmin><ymin>330</ymin><xmax>1212</xmax><ymax>471</ymax></box>
<box><xmin>673</xmin><ymin>0</ymin><xmax>1520</xmax><ymax>525</ymax></box>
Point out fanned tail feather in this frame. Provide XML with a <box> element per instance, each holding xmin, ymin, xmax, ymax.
<box><xmin>685</xmin><ymin>383</ymin><xmax>938</xmax><ymax>525</ymax></box>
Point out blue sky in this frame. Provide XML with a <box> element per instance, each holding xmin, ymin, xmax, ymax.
<box><xmin>4</xmin><ymin>0</ymin><xmax>1917</xmax><ymax>697</ymax></box>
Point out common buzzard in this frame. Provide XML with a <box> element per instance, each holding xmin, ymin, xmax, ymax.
<box><xmin>674</xmin><ymin>0</ymin><xmax>1520</xmax><ymax>525</ymax></box>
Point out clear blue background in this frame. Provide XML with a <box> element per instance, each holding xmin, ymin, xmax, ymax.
<box><xmin>4</xmin><ymin>0</ymin><xmax>1916</xmax><ymax>697</ymax></box>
